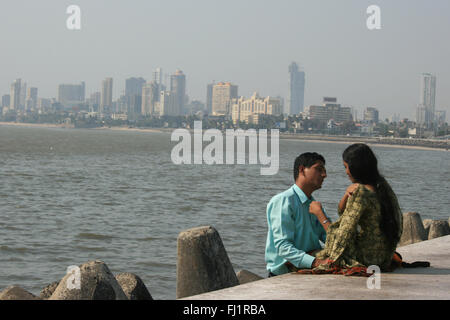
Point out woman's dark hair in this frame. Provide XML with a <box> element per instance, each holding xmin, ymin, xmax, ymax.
<box><xmin>342</xmin><ymin>144</ymin><xmax>402</xmax><ymax>248</ymax></box>
<box><xmin>293</xmin><ymin>152</ymin><xmax>325</xmax><ymax>181</ymax></box>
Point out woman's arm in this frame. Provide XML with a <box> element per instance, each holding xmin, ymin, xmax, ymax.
<box><xmin>338</xmin><ymin>183</ymin><xmax>360</xmax><ymax>214</ymax></box>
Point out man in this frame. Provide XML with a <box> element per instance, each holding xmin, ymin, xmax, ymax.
<box><xmin>265</xmin><ymin>152</ymin><xmax>331</xmax><ymax>277</ymax></box>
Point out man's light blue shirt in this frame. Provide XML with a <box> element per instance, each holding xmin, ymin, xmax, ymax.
<box><xmin>265</xmin><ymin>184</ymin><xmax>327</xmax><ymax>275</ymax></box>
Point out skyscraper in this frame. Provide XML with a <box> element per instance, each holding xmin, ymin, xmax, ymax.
<box><xmin>100</xmin><ymin>78</ymin><xmax>113</xmax><ymax>113</ymax></box>
<box><xmin>9</xmin><ymin>79</ymin><xmax>21</xmax><ymax>111</ymax></box>
<box><xmin>170</xmin><ymin>70</ymin><xmax>186</xmax><ymax>115</ymax></box>
<box><xmin>287</xmin><ymin>62</ymin><xmax>305</xmax><ymax>115</ymax></box>
<box><xmin>417</xmin><ymin>73</ymin><xmax>436</xmax><ymax>127</ymax></box>
<box><xmin>211</xmin><ymin>82</ymin><xmax>238</xmax><ymax>116</ymax></box>
<box><xmin>2</xmin><ymin>94</ymin><xmax>10</xmax><ymax>108</ymax></box>
<box><xmin>26</xmin><ymin>87</ymin><xmax>38</xmax><ymax>110</ymax></box>
<box><xmin>206</xmin><ymin>83</ymin><xmax>214</xmax><ymax>115</ymax></box>
<box><xmin>159</xmin><ymin>91</ymin><xmax>177</xmax><ymax>116</ymax></box>
<box><xmin>125</xmin><ymin>77</ymin><xmax>145</xmax><ymax>118</ymax></box>
<box><xmin>58</xmin><ymin>82</ymin><xmax>85</xmax><ymax>108</ymax></box>
<box><xmin>125</xmin><ymin>77</ymin><xmax>146</xmax><ymax>97</ymax></box>
<box><xmin>141</xmin><ymin>81</ymin><xmax>159</xmax><ymax>116</ymax></box>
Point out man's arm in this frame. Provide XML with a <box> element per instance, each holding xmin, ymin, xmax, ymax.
<box><xmin>269</xmin><ymin>196</ymin><xmax>316</xmax><ymax>269</ymax></box>
<box><xmin>310</xmin><ymin>201</ymin><xmax>331</xmax><ymax>232</ymax></box>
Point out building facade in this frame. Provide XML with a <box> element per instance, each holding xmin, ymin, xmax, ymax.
<box><xmin>58</xmin><ymin>82</ymin><xmax>85</xmax><ymax>108</ymax></box>
<box><xmin>159</xmin><ymin>91</ymin><xmax>177</xmax><ymax>116</ymax></box>
<box><xmin>363</xmin><ymin>107</ymin><xmax>379</xmax><ymax>123</ymax></box>
<box><xmin>308</xmin><ymin>97</ymin><xmax>352</xmax><ymax>123</ymax></box>
<box><xmin>212</xmin><ymin>82</ymin><xmax>238</xmax><ymax>116</ymax></box>
<box><xmin>231</xmin><ymin>92</ymin><xmax>283</xmax><ymax>124</ymax></box>
<box><xmin>141</xmin><ymin>81</ymin><xmax>159</xmax><ymax>116</ymax></box>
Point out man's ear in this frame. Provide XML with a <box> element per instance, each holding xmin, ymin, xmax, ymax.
<box><xmin>298</xmin><ymin>165</ymin><xmax>306</xmax><ymax>176</ymax></box>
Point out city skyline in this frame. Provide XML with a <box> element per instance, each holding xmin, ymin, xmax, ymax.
<box><xmin>0</xmin><ymin>1</ymin><xmax>449</xmax><ymax>120</ymax></box>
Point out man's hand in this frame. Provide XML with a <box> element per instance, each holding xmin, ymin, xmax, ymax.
<box><xmin>311</xmin><ymin>258</ymin><xmax>331</xmax><ymax>268</ymax></box>
<box><xmin>309</xmin><ymin>201</ymin><xmax>324</xmax><ymax>217</ymax></box>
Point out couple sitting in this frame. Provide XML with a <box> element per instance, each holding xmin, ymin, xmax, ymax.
<box><xmin>265</xmin><ymin>143</ymin><xmax>403</xmax><ymax>277</ymax></box>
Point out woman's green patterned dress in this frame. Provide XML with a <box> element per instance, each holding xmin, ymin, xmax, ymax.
<box><xmin>314</xmin><ymin>184</ymin><xmax>397</xmax><ymax>271</ymax></box>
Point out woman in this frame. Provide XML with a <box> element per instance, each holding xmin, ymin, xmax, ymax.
<box><xmin>309</xmin><ymin>143</ymin><xmax>403</xmax><ymax>273</ymax></box>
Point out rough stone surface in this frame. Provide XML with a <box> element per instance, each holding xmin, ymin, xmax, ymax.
<box><xmin>398</xmin><ymin>212</ymin><xmax>427</xmax><ymax>246</ymax></box>
<box><xmin>428</xmin><ymin>220</ymin><xmax>450</xmax><ymax>240</ymax></box>
<box><xmin>236</xmin><ymin>270</ymin><xmax>264</xmax><ymax>285</ymax></box>
<box><xmin>176</xmin><ymin>226</ymin><xmax>239</xmax><ymax>299</ymax></box>
<box><xmin>115</xmin><ymin>273</ymin><xmax>153</xmax><ymax>300</ymax></box>
<box><xmin>0</xmin><ymin>286</ymin><xmax>40</xmax><ymax>300</ymax></box>
<box><xmin>49</xmin><ymin>260</ymin><xmax>128</xmax><ymax>300</ymax></box>
<box><xmin>422</xmin><ymin>219</ymin><xmax>433</xmax><ymax>237</ymax></box>
<box><xmin>39</xmin><ymin>281</ymin><xmax>59</xmax><ymax>299</ymax></box>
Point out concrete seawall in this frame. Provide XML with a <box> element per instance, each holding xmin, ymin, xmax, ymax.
<box><xmin>181</xmin><ymin>235</ymin><xmax>450</xmax><ymax>300</ymax></box>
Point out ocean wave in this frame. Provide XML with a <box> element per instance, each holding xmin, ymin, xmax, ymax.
<box><xmin>76</xmin><ymin>232</ymin><xmax>115</xmax><ymax>240</ymax></box>
<box><xmin>0</xmin><ymin>245</ymin><xmax>29</xmax><ymax>253</ymax></box>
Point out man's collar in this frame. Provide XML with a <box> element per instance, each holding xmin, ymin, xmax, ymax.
<box><xmin>292</xmin><ymin>184</ymin><xmax>314</xmax><ymax>204</ymax></box>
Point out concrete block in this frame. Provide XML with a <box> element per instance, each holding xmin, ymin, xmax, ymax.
<box><xmin>115</xmin><ymin>273</ymin><xmax>153</xmax><ymax>300</ymax></box>
<box><xmin>398</xmin><ymin>212</ymin><xmax>427</xmax><ymax>247</ymax></box>
<box><xmin>176</xmin><ymin>226</ymin><xmax>239</xmax><ymax>299</ymax></box>
<box><xmin>39</xmin><ymin>281</ymin><xmax>59</xmax><ymax>299</ymax></box>
<box><xmin>236</xmin><ymin>270</ymin><xmax>264</xmax><ymax>284</ymax></box>
<box><xmin>428</xmin><ymin>220</ymin><xmax>450</xmax><ymax>240</ymax></box>
<box><xmin>0</xmin><ymin>286</ymin><xmax>40</xmax><ymax>300</ymax></box>
<box><xmin>49</xmin><ymin>260</ymin><xmax>128</xmax><ymax>300</ymax></box>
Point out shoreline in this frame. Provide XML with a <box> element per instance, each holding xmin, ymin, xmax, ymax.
<box><xmin>0</xmin><ymin>121</ymin><xmax>448</xmax><ymax>151</ymax></box>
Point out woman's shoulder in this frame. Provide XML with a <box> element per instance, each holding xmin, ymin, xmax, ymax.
<box><xmin>351</xmin><ymin>184</ymin><xmax>377</xmax><ymax>200</ymax></box>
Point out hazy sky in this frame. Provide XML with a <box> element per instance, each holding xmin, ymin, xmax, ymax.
<box><xmin>1</xmin><ymin>0</ymin><xmax>449</xmax><ymax>120</ymax></box>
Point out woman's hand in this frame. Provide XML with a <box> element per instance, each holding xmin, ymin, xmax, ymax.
<box><xmin>339</xmin><ymin>183</ymin><xmax>359</xmax><ymax>213</ymax></box>
<box><xmin>345</xmin><ymin>183</ymin><xmax>359</xmax><ymax>196</ymax></box>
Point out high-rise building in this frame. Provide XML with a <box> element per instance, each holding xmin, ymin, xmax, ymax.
<box><xmin>100</xmin><ymin>78</ymin><xmax>113</xmax><ymax>113</ymax></box>
<box><xmin>125</xmin><ymin>77</ymin><xmax>145</xmax><ymax>118</ymax></box>
<box><xmin>26</xmin><ymin>87</ymin><xmax>38</xmax><ymax>110</ymax></box>
<box><xmin>206</xmin><ymin>82</ymin><xmax>214</xmax><ymax>115</ymax></box>
<box><xmin>363</xmin><ymin>107</ymin><xmax>379</xmax><ymax>123</ymax></box>
<box><xmin>170</xmin><ymin>70</ymin><xmax>186</xmax><ymax>115</ymax></box>
<box><xmin>141</xmin><ymin>81</ymin><xmax>159</xmax><ymax>116</ymax></box>
<box><xmin>287</xmin><ymin>62</ymin><xmax>305</xmax><ymax>115</ymax></box>
<box><xmin>212</xmin><ymin>82</ymin><xmax>238</xmax><ymax>116</ymax></box>
<box><xmin>88</xmin><ymin>92</ymin><xmax>101</xmax><ymax>112</ymax></box>
<box><xmin>58</xmin><ymin>82</ymin><xmax>85</xmax><ymax>108</ymax></box>
<box><xmin>153</xmin><ymin>68</ymin><xmax>163</xmax><ymax>86</ymax></box>
<box><xmin>125</xmin><ymin>77</ymin><xmax>146</xmax><ymax>97</ymax></box>
<box><xmin>10</xmin><ymin>79</ymin><xmax>22</xmax><ymax>111</ymax></box>
<box><xmin>2</xmin><ymin>94</ymin><xmax>10</xmax><ymax>108</ymax></box>
<box><xmin>20</xmin><ymin>81</ymin><xmax>27</xmax><ymax>109</ymax></box>
<box><xmin>159</xmin><ymin>91</ymin><xmax>177</xmax><ymax>116</ymax></box>
<box><xmin>417</xmin><ymin>73</ymin><xmax>436</xmax><ymax>127</ymax></box>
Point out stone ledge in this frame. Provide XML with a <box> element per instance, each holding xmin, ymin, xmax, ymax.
<box><xmin>181</xmin><ymin>235</ymin><xmax>450</xmax><ymax>300</ymax></box>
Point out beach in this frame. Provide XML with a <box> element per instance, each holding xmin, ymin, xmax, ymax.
<box><xmin>0</xmin><ymin>121</ymin><xmax>447</xmax><ymax>152</ymax></box>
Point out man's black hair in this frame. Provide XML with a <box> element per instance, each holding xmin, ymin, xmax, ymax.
<box><xmin>293</xmin><ymin>152</ymin><xmax>325</xmax><ymax>181</ymax></box>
